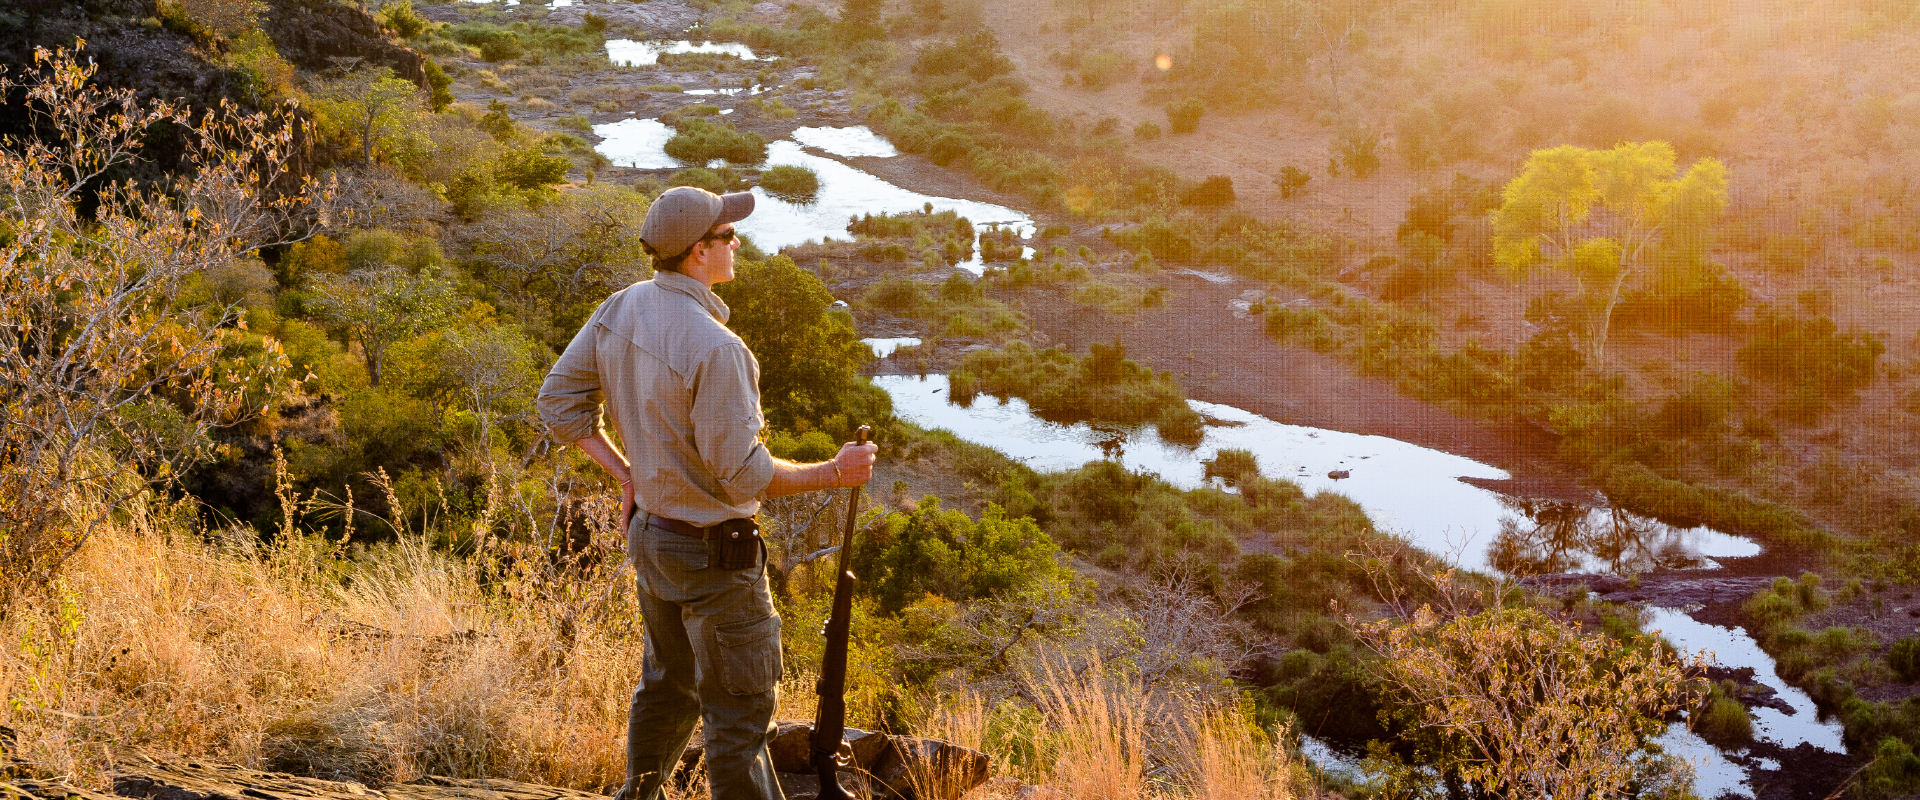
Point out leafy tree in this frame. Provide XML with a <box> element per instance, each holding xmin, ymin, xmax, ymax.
<box><xmin>459</xmin><ymin>185</ymin><xmax>651</xmax><ymax>326</ymax></box>
<box><xmin>1332</xmin><ymin>124</ymin><xmax>1380</xmax><ymax>178</ymax></box>
<box><xmin>310</xmin><ymin>266</ymin><xmax>460</xmax><ymax>386</ymax></box>
<box><xmin>1275</xmin><ymin>165</ymin><xmax>1310</xmax><ymax>198</ymax></box>
<box><xmin>714</xmin><ymin>255</ymin><xmax>870</xmax><ymax>431</ymax></box>
<box><xmin>441</xmin><ymin>325</ymin><xmax>549</xmax><ymax>447</ymax></box>
<box><xmin>0</xmin><ymin>47</ymin><xmax>315</xmax><ymax>606</ymax></box>
<box><xmin>1493</xmin><ymin>142</ymin><xmax>1727</xmax><ymax>365</ymax></box>
<box><xmin>858</xmin><ymin>499</ymin><xmax>1069</xmax><ymax>614</ymax></box>
<box><xmin>314</xmin><ymin>66</ymin><xmax>427</xmax><ymax>165</ymax></box>
<box><xmin>1352</xmin><ymin>571</ymin><xmax>1704</xmax><ymax>799</ymax></box>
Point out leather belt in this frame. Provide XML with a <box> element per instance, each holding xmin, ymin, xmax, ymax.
<box><xmin>646</xmin><ymin>513</ymin><xmax>752</xmax><ymax>540</ymax></box>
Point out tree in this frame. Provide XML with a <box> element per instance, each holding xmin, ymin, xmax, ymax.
<box><xmin>458</xmin><ymin>185</ymin><xmax>650</xmax><ymax>321</ymax></box>
<box><xmin>1350</xmin><ymin>567</ymin><xmax>1704</xmax><ymax>799</ymax></box>
<box><xmin>0</xmin><ymin>46</ymin><xmax>317</xmax><ymax>607</ymax></box>
<box><xmin>314</xmin><ymin>65</ymin><xmax>427</xmax><ymax>165</ymax></box>
<box><xmin>714</xmin><ymin>255</ymin><xmax>870</xmax><ymax>430</ymax></box>
<box><xmin>310</xmin><ymin>266</ymin><xmax>459</xmax><ymax>386</ymax></box>
<box><xmin>1275</xmin><ymin>165</ymin><xmax>1310</xmax><ymax>198</ymax></box>
<box><xmin>441</xmin><ymin>325</ymin><xmax>548</xmax><ymax>447</ymax></box>
<box><xmin>1493</xmin><ymin>142</ymin><xmax>1727</xmax><ymax>366</ymax></box>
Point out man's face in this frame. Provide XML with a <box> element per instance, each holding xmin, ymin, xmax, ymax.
<box><xmin>686</xmin><ymin>224</ymin><xmax>740</xmax><ymax>287</ymax></box>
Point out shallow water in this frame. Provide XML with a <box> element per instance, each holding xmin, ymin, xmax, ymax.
<box><xmin>591</xmin><ymin>121</ymin><xmax>1032</xmax><ymax>270</ymax></box>
<box><xmin>861</xmin><ymin>337</ymin><xmax>921</xmax><ymax>358</ymax></box>
<box><xmin>605</xmin><ymin>39</ymin><xmax>762</xmax><ymax>66</ymax></box>
<box><xmin>1643</xmin><ymin>607</ymin><xmax>1847</xmax><ymax>753</ymax></box>
<box><xmin>872</xmin><ymin>374</ymin><xmax>1757</xmax><ymax>577</ymax></box>
<box><xmin>1657</xmin><ymin>724</ymin><xmax>1759</xmax><ymax>799</ymax></box>
<box><xmin>793</xmin><ymin>125</ymin><xmax>900</xmax><ymax>158</ymax></box>
<box><xmin>592</xmin><ymin>118</ymin><xmax>679</xmax><ymax>169</ymax></box>
<box><xmin>741</xmin><ymin>140</ymin><xmax>1033</xmax><ymax>262</ymax></box>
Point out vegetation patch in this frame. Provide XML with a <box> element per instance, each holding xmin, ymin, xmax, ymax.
<box><xmin>949</xmin><ymin>340</ymin><xmax>1203</xmax><ymax>443</ymax></box>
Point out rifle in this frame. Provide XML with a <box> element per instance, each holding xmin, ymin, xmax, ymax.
<box><xmin>810</xmin><ymin>425</ymin><xmax>870</xmax><ymax>800</ymax></box>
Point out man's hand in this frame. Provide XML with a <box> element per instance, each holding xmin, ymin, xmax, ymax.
<box><xmin>621</xmin><ymin>479</ymin><xmax>636</xmax><ymax>526</ymax></box>
<box><xmin>832</xmin><ymin>440</ymin><xmax>879</xmax><ymax>487</ymax></box>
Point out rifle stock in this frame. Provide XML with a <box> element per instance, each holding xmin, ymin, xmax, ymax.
<box><xmin>810</xmin><ymin>425</ymin><xmax>870</xmax><ymax>800</ymax></box>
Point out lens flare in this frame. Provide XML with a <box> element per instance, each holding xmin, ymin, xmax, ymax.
<box><xmin>1155</xmin><ymin>54</ymin><xmax>1172</xmax><ymax>71</ymax></box>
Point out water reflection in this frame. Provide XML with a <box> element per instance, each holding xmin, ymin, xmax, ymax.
<box><xmin>743</xmin><ymin>140</ymin><xmax>1032</xmax><ymax>261</ymax></box>
<box><xmin>1490</xmin><ymin>498</ymin><xmax>1763</xmax><ymax>578</ymax></box>
<box><xmin>605</xmin><ymin>39</ymin><xmax>762</xmax><ymax>67</ymax></box>
<box><xmin>874</xmin><ymin>374</ymin><xmax>1763</xmax><ymax>580</ymax></box>
<box><xmin>793</xmin><ymin>126</ymin><xmax>900</xmax><ymax>158</ymax></box>
<box><xmin>1643</xmin><ymin>608</ymin><xmax>1846</xmax><ymax>753</ymax></box>
<box><xmin>592</xmin><ymin>118</ymin><xmax>678</xmax><ymax>168</ymax></box>
<box><xmin>861</xmin><ymin>337</ymin><xmax>921</xmax><ymax>358</ymax></box>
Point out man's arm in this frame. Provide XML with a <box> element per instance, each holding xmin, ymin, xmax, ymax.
<box><xmin>574</xmin><ymin>430</ymin><xmax>635</xmax><ymax>523</ymax></box>
<box><xmin>764</xmin><ymin>440</ymin><xmax>879</xmax><ymax>498</ymax></box>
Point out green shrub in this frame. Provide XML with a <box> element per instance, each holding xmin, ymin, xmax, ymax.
<box><xmin>1693</xmin><ymin>689</ymin><xmax>1754</xmax><ymax>748</ymax></box>
<box><xmin>1134</xmin><ymin>120</ymin><xmax>1162</xmax><ymax>140</ymax></box>
<box><xmin>668</xmin><ymin>167</ymin><xmax>726</xmax><ymax>193</ymax></box>
<box><xmin>1737</xmin><ymin>310</ymin><xmax>1884</xmax><ymax>401</ymax></box>
<box><xmin>1204</xmin><ymin>449</ymin><xmax>1260</xmax><ymax>487</ymax></box>
<box><xmin>1276</xmin><ymin>165</ymin><xmax>1310</xmax><ymax>198</ymax></box>
<box><xmin>759</xmin><ymin>164</ymin><xmax>820</xmax><ymax>202</ymax></box>
<box><xmin>1892</xmin><ymin>637</ymin><xmax>1920</xmax><ymax>683</ymax></box>
<box><xmin>1179</xmin><ymin>175</ymin><xmax>1235</xmax><ymax>206</ymax></box>
<box><xmin>1165</xmin><ymin>97</ymin><xmax>1205</xmax><ymax>134</ymax></box>
<box><xmin>556</xmin><ymin>114</ymin><xmax>592</xmax><ymax>132</ymax></box>
<box><xmin>377</xmin><ymin>0</ymin><xmax>430</xmax><ymax>38</ymax></box>
<box><xmin>1861</xmin><ymin>737</ymin><xmax>1920</xmax><ymax>798</ymax></box>
<box><xmin>664</xmin><ymin>117</ymin><xmax>767</xmax><ymax>164</ymax></box>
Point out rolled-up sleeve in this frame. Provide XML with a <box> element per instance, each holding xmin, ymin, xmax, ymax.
<box><xmin>538</xmin><ymin>320</ymin><xmax>606</xmax><ymax>444</ymax></box>
<box><xmin>689</xmin><ymin>341</ymin><xmax>775</xmax><ymax>505</ymax></box>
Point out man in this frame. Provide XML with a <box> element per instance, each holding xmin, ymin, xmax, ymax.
<box><xmin>537</xmin><ymin>186</ymin><xmax>878</xmax><ymax>800</ymax></box>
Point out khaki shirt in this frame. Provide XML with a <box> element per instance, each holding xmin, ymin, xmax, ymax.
<box><xmin>538</xmin><ymin>270</ymin><xmax>775</xmax><ymax>526</ymax></box>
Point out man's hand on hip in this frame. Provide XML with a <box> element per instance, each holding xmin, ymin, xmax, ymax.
<box><xmin>832</xmin><ymin>441</ymin><xmax>879</xmax><ymax>487</ymax></box>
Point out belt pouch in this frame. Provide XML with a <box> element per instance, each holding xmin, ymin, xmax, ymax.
<box><xmin>711</xmin><ymin>518</ymin><xmax>763</xmax><ymax>570</ymax></box>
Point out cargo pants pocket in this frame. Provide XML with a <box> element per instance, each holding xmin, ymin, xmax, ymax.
<box><xmin>713</xmin><ymin>614</ymin><xmax>783</xmax><ymax>695</ymax></box>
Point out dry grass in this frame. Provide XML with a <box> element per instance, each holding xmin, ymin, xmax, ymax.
<box><xmin>2</xmin><ymin>485</ymin><xmax>1309</xmax><ymax>800</ymax></box>
<box><xmin>0</xmin><ymin>489</ymin><xmax>644</xmax><ymax>793</ymax></box>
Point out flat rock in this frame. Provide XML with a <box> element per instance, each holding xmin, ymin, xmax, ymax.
<box><xmin>113</xmin><ymin>758</ymin><xmax>381</xmax><ymax>800</ymax></box>
<box><xmin>542</xmin><ymin>1</ymin><xmax>705</xmax><ymax>35</ymax></box>
<box><xmin>1</xmin><ymin>779</ymin><xmax>122</xmax><ymax>800</ymax></box>
<box><xmin>382</xmin><ymin>777</ymin><xmax>604</xmax><ymax>800</ymax></box>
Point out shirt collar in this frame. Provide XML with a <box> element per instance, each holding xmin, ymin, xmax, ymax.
<box><xmin>652</xmin><ymin>269</ymin><xmax>731</xmax><ymax>324</ymax></box>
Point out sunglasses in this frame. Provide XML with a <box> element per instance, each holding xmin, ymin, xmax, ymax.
<box><xmin>701</xmin><ymin>228</ymin><xmax>738</xmax><ymax>244</ymax></box>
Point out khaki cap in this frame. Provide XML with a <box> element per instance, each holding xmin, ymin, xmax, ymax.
<box><xmin>639</xmin><ymin>186</ymin><xmax>755</xmax><ymax>260</ymax></box>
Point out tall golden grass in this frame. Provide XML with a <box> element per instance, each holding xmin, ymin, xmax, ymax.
<box><xmin>1</xmin><ymin>487</ymin><xmax>643</xmax><ymax>793</ymax></box>
<box><xmin>3</xmin><ymin>490</ymin><xmax>1312</xmax><ymax>800</ymax></box>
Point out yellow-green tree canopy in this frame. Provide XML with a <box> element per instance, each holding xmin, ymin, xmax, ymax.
<box><xmin>1493</xmin><ymin>142</ymin><xmax>1726</xmax><ymax>365</ymax></box>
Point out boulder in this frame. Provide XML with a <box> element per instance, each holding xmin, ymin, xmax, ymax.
<box><xmin>866</xmin><ymin>736</ymin><xmax>990</xmax><ymax>800</ymax></box>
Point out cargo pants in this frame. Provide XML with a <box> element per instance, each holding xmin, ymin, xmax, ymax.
<box><xmin>618</xmin><ymin>518</ymin><xmax>784</xmax><ymax>800</ymax></box>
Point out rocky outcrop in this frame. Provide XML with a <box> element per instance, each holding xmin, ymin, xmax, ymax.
<box><xmin>538</xmin><ymin>0</ymin><xmax>703</xmax><ymax>37</ymax></box>
<box><xmin>263</xmin><ymin>0</ymin><xmax>425</xmax><ymax>86</ymax></box>
<box><xmin>0</xmin><ymin>723</ymin><xmax>988</xmax><ymax>800</ymax></box>
<box><xmin>674</xmin><ymin>721</ymin><xmax>989</xmax><ymax>800</ymax></box>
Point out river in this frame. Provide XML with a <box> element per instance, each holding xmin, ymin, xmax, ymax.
<box><xmin>585</xmin><ymin>82</ymin><xmax>1840</xmax><ymax>795</ymax></box>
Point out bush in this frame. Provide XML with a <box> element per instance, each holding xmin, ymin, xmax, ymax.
<box><xmin>1276</xmin><ymin>165</ymin><xmax>1310</xmax><ymax>198</ymax></box>
<box><xmin>759</xmin><ymin>164</ymin><xmax>820</xmax><ymax>202</ymax></box>
<box><xmin>1165</xmin><ymin>97</ymin><xmax>1205</xmax><ymax>134</ymax></box>
<box><xmin>1737</xmin><ymin>311</ymin><xmax>1884</xmax><ymax>401</ymax></box>
<box><xmin>1178</xmin><ymin>175</ymin><xmax>1235</xmax><ymax>206</ymax></box>
<box><xmin>664</xmin><ymin>117</ymin><xmax>767</xmax><ymax>164</ymax></box>
<box><xmin>667</xmin><ymin>167</ymin><xmax>725</xmax><ymax>193</ymax></box>
<box><xmin>1334</xmin><ymin>126</ymin><xmax>1381</xmax><ymax>178</ymax></box>
<box><xmin>1892</xmin><ymin>637</ymin><xmax>1920</xmax><ymax>683</ymax></box>
<box><xmin>1694</xmin><ymin>688</ymin><xmax>1754</xmax><ymax>748</ymax></box>
<box><xmin>1134</xmin><ymin>120</ymin><xmax>1162</xmax><ymax>140</ymax></box>
<box><xmin>377</xmin><ymin>0</ymin><xmax>429</xmax><ymax>38</ymax></box>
